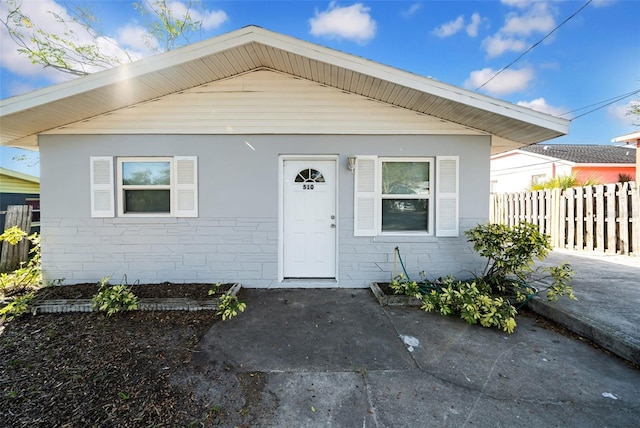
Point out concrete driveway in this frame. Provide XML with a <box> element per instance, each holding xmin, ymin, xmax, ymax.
<box><xmin>194</xmin><ymin>288</ymin><xmax>640</xmax><ymax>427</ymax></box>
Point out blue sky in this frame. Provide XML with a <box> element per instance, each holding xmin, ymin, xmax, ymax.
<box><xmin>1</xmin><ymin>0</ymin><xmax>639</xmax><ymax>176</ymax></box>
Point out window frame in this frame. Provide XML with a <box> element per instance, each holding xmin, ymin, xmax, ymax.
<box><xmin>116</xmin><ymin>157</ymin><xmax>173</xmax><ymax>217</ymax></box>
<box><xmin>378</xmin><ymin>157</ymin><xmax>435</xmax><ymax>236</ymax></box>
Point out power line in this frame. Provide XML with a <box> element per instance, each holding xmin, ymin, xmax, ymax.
<box><xmin>476</xmin><ymin>0</ymin><xmax>593</xmax><ymax>91</ymax></box>
<box><xmin>559</xmin><ymin>89</ymin><xmax>640</xmax><ymax>117</ymax></box>
<box><xmin>570</xmin><ymin>89</ymin><xmax>640</xmax><ymax>121</ymax></box>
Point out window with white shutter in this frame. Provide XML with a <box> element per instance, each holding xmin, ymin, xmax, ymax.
<box><xmin>90</xmin><ymin>156</ymin><xmax>115</xmax><ymax>218</ymax></box>
<box><xmin>352</xmin><ymin>155</ymin><xmax>459</xmax><ymax>237</ymax></box>
<box><xmin>173</xmin><ymin>156</ymin><xmax>198</xmax><ymax>217</ymax></box>
<box><xmin>435</xmin><ymin>156</ymin><xmax>459</xmax><ymax>237</ymax></box>
<box><xmin>91</xmin><ymin>156</ymin><xmax>198</xmax><ymax>218</ymax></box>
<box><xmin>353</xmin><ymin>156</ymin><xmax>378</xmax><ymax>236</ymax></box>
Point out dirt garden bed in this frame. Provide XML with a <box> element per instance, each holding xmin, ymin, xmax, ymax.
<box><xmin>0</xmin><ymin>282</ymin><xmax>270</xmax><ymax>427</ymax></box>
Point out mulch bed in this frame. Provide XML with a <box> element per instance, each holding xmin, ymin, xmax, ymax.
<box><xmin>0</xmin><ymin>282</ymin><xmax>267</xmax><ymax>427</ymax></box>
<box><xmin>33</xmin><ymin>282</ymin><xmax>235</xmax><ymax>300</ymax></box>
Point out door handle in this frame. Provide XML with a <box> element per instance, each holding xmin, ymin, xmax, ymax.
<box><xmin>330</xmin><ymin>224</ymin><xmax>336</xmax><ymax>228</ymax></box>
<box><xmin>331</xmin><ymin>215</ymin><xmax>335</xmax><ymax>219</ymax></box>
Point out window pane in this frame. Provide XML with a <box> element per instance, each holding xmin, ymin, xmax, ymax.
<box><xmin>381</xmin><ymin>199</ymin><xmax>429</xmax><ymax>232</ymax></box>
<box><xmin>122</xmin><ymin>162</ymin><xmax>171</xmax><ymax>185</ymax></box>
<box><xmin>124</xmin><ymin>190</ymin><xmax>170</xmax><ymax>213</ymax></box>
<box><xmin>382</xmin><ymin>162</ymin><xmax>430</xmax><ymax>195</ymax></box>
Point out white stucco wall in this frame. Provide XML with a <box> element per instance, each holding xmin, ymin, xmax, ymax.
<box><xmin>39</xmin><ymin>134</ymin><xmax>490</xmax><ymax>287</ymax></box>
<box><xmin>490</xmin><ymin>151</ymin><xmax>572</xmax><ymax>193</ymax></box>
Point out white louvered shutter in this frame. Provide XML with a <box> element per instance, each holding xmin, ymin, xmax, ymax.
<box><xmin>90</xmin><ymin>156</ymin><xmax>114</xmax><ymax>218</ymax></box>
<box><xmin>353</xmin><ymin>156</ymin><xmax>378</xmax><ymax>236</ymax></box>
<box><xmin>173</xmin><ymin>156</ymin><xmax>198</xmax><ymax>217</ymax></box>
<box><xmin>436</xmin><ymin>156</ymin><xmax>459</xmax><ymax>237</ymax></box>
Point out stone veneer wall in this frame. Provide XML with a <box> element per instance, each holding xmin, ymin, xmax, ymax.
<box><xmin>42</xmin><ymin>216</ymin><xmax>486</xmax><ymax>287</ymax></box>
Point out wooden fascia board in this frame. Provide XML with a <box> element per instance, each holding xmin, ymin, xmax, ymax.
<box><xmin>573</xmin><ymin>163</ymin><xmax>636</xmax><ymax>168</ymax></box>
<box><xmin>0</xmin><ymin>168</ymin><xmax>40</xmax><ymax>183</ymax></box>
<box><xmin>611</xmin><ymin>131</ymin><xmax>640</xmax><ymax>143</ymax></box>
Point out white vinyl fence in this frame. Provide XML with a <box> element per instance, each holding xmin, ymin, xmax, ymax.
<box><xmin>490</xmin><ymin>182</ymin><xmax>640</xmax><ymax>256</ymax></box>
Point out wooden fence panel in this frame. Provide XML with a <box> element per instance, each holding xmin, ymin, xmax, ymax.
<box><xmin>490</xmin><ymin>181</ymin><xmax>640</xmax><ymax>256</ymax></box>
<box><xmin>0</xmin><ymin>205</ymin><xmax>33</xmax><ymax>272</ymax></box>
<box><xmin>605</xmin><ymin>183</ymin><xmax>617</xmax><ymax>254</ymax></box>
<box><xmin>619</xmin><ymin>183</ymin><xmax>629</xmax><ymax>254</ymax></box>
<box><xmin>595</xmin><ymin>185</ymin><xmax>605</xmax><ymax>252</ymax></box>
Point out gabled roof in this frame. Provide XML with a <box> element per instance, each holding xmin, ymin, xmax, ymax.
<box><xmin>0</xmin><ymin>167</ymin><xmax>40</xmax><ymax>184</ymax></box>
<box><xmin>612</xmin><ymin>131</ymin><xmax>640</xmax><ymax>145</ymax></box>
<box><xmin>0</xmin><ymin>25</ymin><xmax>569</xmax><ymax>153</ymax></box>
<box><xmin>520</xmin><ymin>144</ymin><xmax>636</xmax><ymax>164</ymax></box>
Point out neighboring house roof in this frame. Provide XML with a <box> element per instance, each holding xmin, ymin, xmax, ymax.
<box><xmin>0</xmin><ymin>167</ymin><xmax>40</xmax><ymax>194</ymax></box>
<box><xmin>520</xmin><ymin>144</ymin><xmax>637</xmax><ymax>164</ymax></box>
<box><xmin>0</xmin><ymin>25</ymin><xmax>569</xmax><ymax>154</ymax></box>
<box><xmin>612</xmin><ymin>131</ymin><xmax>640</xmax><ymax>145</ymax></box>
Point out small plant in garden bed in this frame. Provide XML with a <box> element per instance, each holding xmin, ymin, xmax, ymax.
<box><xmin>209</xmin><ymin>283</ymin><xmax>246</xmax><ymax>321</ymax></box>
<box><xmin>0</xmin><ymin>227</ymin><xmax>44</xmax><ymax>320</ymax></box>
<box><xmin>91</xmin><ymin>276</ymin><xmax>139</xmax><ymax>316</ymax></box>
<box><xmin>388</xmin><ymin>222</ymin><xmax>576</xmax><ymax>333</ymax></box>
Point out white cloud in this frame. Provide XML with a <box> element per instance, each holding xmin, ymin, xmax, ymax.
<box><xmin>481</xmin><ymin>1</ymin><xmax>557</xmax><ymax>58</ymax></box>
<box><xmin>609</xmin><ymin>100</ymin><xmax>640</xmax><ymax>126</ymax></box>
<box><xmin>0</xmin><ymin>0</ymin><xmax>229</xmax><ymax>94</ymax></box>
<box><xmin>482</xmin><ymin>34</ymin><xmax>527</xmax><ymax>57</ymax></box>
<box><xmin>432</xmin><ymin>16</ymin><xmax>464</xmax><ymax>38</ymax></box>
<box><xmin>116</xmin><ymin>25</ymin><xmax>158</xmax><ymax>57</ymax></box>
<box><xmin>309</xmin><ymin>2</ymin><xmax>377</xmax><ymax>44</ymax></box>
<box><xmin>144</xmin><ymin>1</ymin><xmax>228</xmax><ymax>31</ymax></box>
<box><xmin>464</xmin><ymin>67</ymin><xmax>534</xmax><ymax>96</ymax></box>
<box><xmin>517</xmin><ymin>98</ymin><xmax>567</xmax><ymax>117</ymax></box>
<box><xmin>433</xmin><ymin>13</ymin><xmax>484</xmax><ymax>39</ymax></box>
<box><xmin>200</xmin><ymin>10</ymin><xmax>228</xmax><ymax>30</ymax></box>
<box><xmin>500</xmin><ymin>0</ymin><xmax>534</xmax><ymax>9</ymax></box>
<box><xmin>402</xmin><ymin>3</ymin><xmax>421</xmax><ymax>18</ymax></box>
<box><xmin>466</xmin><ymin>13</ymin><xmax>482</xmax><ymax>37</ymax></box>
<box><xmin>0</xmin><ymin>0</ymin><xmax>146</xmax><ymax>86</ymax></box>
<box><xmin>501</xmin><ymin>2</ymin><xmax>555</xmax><ymax>36</ymax></box>
<box><xmin>592</xmin><ymin>0</ymin><xmax>616</xmax><ymax>7</ymax></box>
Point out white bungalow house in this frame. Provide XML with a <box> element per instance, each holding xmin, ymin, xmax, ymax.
<box><xmin>0</xmin><ymin>26</ymin><xmax>569</xmax><ymax>287</ymax></box>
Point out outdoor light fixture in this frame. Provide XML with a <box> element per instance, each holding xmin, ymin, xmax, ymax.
<box><xmin>348</xmin><ymin>156</ymin><xmax>356</xmax><ymax>171</ymax></box>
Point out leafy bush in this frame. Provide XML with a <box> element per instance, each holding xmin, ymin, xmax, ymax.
<box><xmin>208</xmin><ymin>283</ymin><xmax>247</xmax><ymax>321</ymax></box>
<box><xmin>216</xmin><ymin>293</ymin><xmax>246</xmax><ymax>321</ymax></box>
<box><xmin>390</xmin><ymin>222</ymin><xmax>575</xmax><ymax>333</ymax></box>
<box><xmin>91</xmin><ymin>277</ymin><xmax>139</xmax><ymax>316</ymax></box>
<box><xmin>0</xmin><ymin>292</ymin><xmax>34</xmax><ymax>321</ymax></box>
<box><xmin>528</xmin><ymin>174</ymin><xmax>600</xmax><ymax>191</ymax></box>
<box><xmin>0</xmin><ymin>227</ymin><xmax>42</xmax><ymax>296</ymax></box>
<box><xmin>464</xmin><ymin>222</ymin><xmax>575</xmax><ymax>301</ymax></box>
<box><xmin>420</xmin><ymin>277</ymin><xmax>517</xmax><ymax>333</ymax></box>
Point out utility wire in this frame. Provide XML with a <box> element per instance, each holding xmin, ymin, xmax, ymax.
<box><xmin>559</xmin><ymin>89</ymin><xmax>640</xmax><ymax>117</ymax></box>
<box><xmin>476</xmin><ymin>0</ymin><xmax>593</xmax><ymax>91</ymax></box>
<box><xmin>569</xmin><ymin>89</ymin><xmax>640</xmax><ymax>120</ymax></box>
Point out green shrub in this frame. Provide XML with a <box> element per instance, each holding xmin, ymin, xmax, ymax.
<box><xmin>216</xmin><ymin>293</ymin><xmax>246</xmax><ymax>321</ymax></box>
<box><xmin>464</xmin><ymin>222</ymin><xmax>575</xmax><ymax>301</ymax></box>
<box><xmin>0</xmin><ymin>227</ymin><xmax>42</xmax><ymax>296</ymax></box>
<box><xmin>420</xmin><ymin>277</ymin><xmax>517</xmax><ymax>333</ymax></box>
<box><xmin>91</xmin><ymin>277</ymin><xmax>139</xmax><ymax>316</ymax></box>
<box><xmin>0</xmin><ymin>292</ymin><xmax>34</xmax><ymax>321</ymax></box>
<box><xmin>391</xmin><ymin>222</ymin><xmax>575</xmax><ymax>333</ymax></box>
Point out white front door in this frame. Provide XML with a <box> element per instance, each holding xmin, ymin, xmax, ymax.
<box><xmin>283</xmin><ymin>159</ymin><xmax>337</xmax><ymax>278</ymax></box>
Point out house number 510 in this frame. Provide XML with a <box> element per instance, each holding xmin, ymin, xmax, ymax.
<box><xmin>303</xmin><ymin>184</ymin><xmax>315</xmax><ymax>190</ymax></box>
